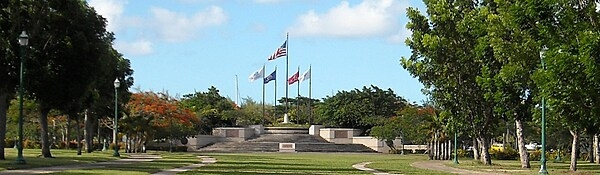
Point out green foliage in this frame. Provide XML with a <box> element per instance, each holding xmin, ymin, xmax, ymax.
<box><xmin>181</xmin><ymin>86</ymin><xmax>236</xmax><ymax>134</ymax></box>
<box><xmin>316</xmin><ymin>85</ymin><xmax>407</xmax><ymax>132</ymax></box>
<box><xmin>489</xmin><ymin>147</ymin><xmax>519</xmax><ymax>160</ymax></box>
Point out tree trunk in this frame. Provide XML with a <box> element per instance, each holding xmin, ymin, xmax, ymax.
<box><xmin>434</xmin><ymin>131</ymin><xmax>439</xmax><ymax>160</ymax></box>
<box><xmin>570</xmin><ymin>130</ymin><xmax>579</xmax><ymax>171</ymax></box>
<box><xmin>478</xmin><ymin>136</ymin><xmax>492</xmax><ymax>165</ymax></box>
<box><xmin>39</xmin><ymin>105</ymin><xmax>53</xmax><ymax>158</ymax></box>
<box><xmin>76</xmin><ymin>113</ymin><xmax>82</xmax><ymax>155</ymax></box>
<box><xmin>515</xmin><ymin>118</ymin><xmax>530</xmax><ymax>168</ymax></box>
<box><xmin>473</xmin><ymin>137</ymin><xmax>479</xmax><ymax>160</ymax></box>
<box><xmin>66</xmin><ymin>117</ymin><xmax>71</xmax><ymax>148</ymax></box>
<box><xmin>0</xmin><ymin>93</ymin><xmax>9</xmax><ymax>160</ymax></box>
<box><xmin>84</xmin><ymin>109</ymin><xmax>93</xmax><ymax>153</ymax></box>
<box><xmin>590</xmin><ymin>136</ymin><xmax>594</xmax><ymax>163</ymax></box>
<box><xmin>593</xmin><ymin>134</ymin><xmax>600</xmax><ymax>164</ymax></box>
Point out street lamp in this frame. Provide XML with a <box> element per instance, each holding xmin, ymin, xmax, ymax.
<box><xmin>113</xmin><ymin>78</ymin><xmax>120</xmax><ymax>157</ymax></box>
<box><xmin>16</xmin><ymin>31</ymin><xmax>28</xmax><ymax>164</ymax></box>
<box><xmin>539</xmin><ymin>47</ymin><xmax>548</xmax><ymax>175</ymax></box>
<box><xmin>453</xmin><ymin>131</ymin><xmax>459</xmax><ymax>164</ymax></box>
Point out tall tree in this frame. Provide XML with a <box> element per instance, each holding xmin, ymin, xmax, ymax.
<box><xmin>484</xmin><ymin>0</ymin><xmax>543</xmax><ymax>168</ymax></box>
<box><xmin>19</xmin><ymin>0</ymin><xmax>129</xmax><ymax>157</ymax></box>
<box><xmin>181</xmin><ymin>86</ymin><xmax>236</xmax><ymax>134</ymax></box>
<box><xmin>531</xmin><ymin>0</ymin><xmax>600</xmax><ymax>171</ymax></box>
<box><xmin>402</xmin><ymin>0</ymin><xmax>502</xmax><ymax>165</ymax></box>
<box><xmin>124</xmin><ymin>91</ymin><xmax>196</xmax><ymax>152</ymax></box>
<box><xmin>315</xmin><ymin>85</ymin><xmax>407</xmax><ymax>133</ymax></box>
<box><xmin>0</xmin><ymin>0</ymin><xmax>23</xmax><ymax>160</ymax></box>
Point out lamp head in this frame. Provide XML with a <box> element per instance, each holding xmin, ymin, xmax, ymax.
<box><xmin>18</xmin><ymin>31</ymin><xmax>28</xmax><ymax>46</ymax></box>
<box><xmin>114</xmin><ymin>78</ymin><xmax>120</xmax><ymax>88</ymax></box>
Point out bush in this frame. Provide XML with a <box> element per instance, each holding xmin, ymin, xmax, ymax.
<box><xmin>528</xmin><ymin>150</ymin><xmax>561</xmax><ymax>161</ymax></box>
<box><xmin>23</xmin><ymin>139</ymin><xmax>41</xmax><ymax>149</ymax></box>
<box><xmin>490</xmin><ymin>147</ymin><xmax>519</xmax><ymax>160</ymax></box>
<box><xmin>5</xmin><ymin>139</ymin><xmax>16</xmax><ymax>148</ymax></box>
<box><xmin>457</xmin><ymin>148</ymin><xmax>473</xmax><ymax>158</ymax></box>
<box><xmin>108</xmin><ymin>143</ymin><xmax>125</xmax><ymax>150</ymax></box>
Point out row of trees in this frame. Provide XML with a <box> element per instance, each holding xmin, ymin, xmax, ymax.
<box><xmin>402</xmin><ymin>0</ymin><xmax>600</xmax><ymax>171</ymax></box>
<box><xmin>0</xmin><ymin>0</ymin><xmax>133</xmax><ymax>159</ymax></box>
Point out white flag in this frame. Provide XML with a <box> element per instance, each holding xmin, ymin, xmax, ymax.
<box><xmin>299</xmin><ymin>68</ymin><xmax>311</xmax><ymax>82</ymax></box>
<box><xmin>248</xmin><ymin>67</ymin><xmax>264</xmax><ymax>82</ymax></box>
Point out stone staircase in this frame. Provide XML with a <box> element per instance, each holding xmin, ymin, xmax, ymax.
<box><xmin>197</xmin><ymin>134</ymin><xmax>376</xmax><ymax>153</ymax></box>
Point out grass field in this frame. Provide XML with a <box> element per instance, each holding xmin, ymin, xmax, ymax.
<box><xmin>4</xmin><ymin>149</ymin><xmax>600</xmax><ymax>174</ymax></box>
<box><xmin>186</xmin><ymin>153</ymin><xmax>449</xmax><ymax>175</ymax></box>
<box><xmin>1</xmin><ymin>148</ymin><xmax>118</xmax><ymax>171</ymax></box>
<box><xmin>447</xmin><ymin>158</ymin><xmax>600</xmax><ymax>175</ymax></box>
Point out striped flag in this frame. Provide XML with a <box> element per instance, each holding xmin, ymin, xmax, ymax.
<box><xmin>288</xmin><ymin>71</ymin><xmax>299</xmax><ymax>85</ymax></box>
<box><xmin>268</xmin><ymin>40</ymin><xmax>287</xmax><ymax>61</ymax></box>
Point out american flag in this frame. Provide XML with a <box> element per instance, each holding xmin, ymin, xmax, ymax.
<box><xmin>268</xmin><ymin>40</ymin><xmax>287</xmax><ymax>61</ymax></box>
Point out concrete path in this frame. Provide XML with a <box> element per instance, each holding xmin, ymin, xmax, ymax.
<box><xmin>411</xmin><ymin>160</ymin><xmax>509</xmax><ymax>175</ymax></box>
<box><xmin>0</xmin><ymin>154</ymin><xmax>161</xmax><ymax>175</ymax></box>
<box><xmin>151</xmin><ymin>156</ymin><xmax>216</xmax><ymax>175</ymax></box>
<box><xmin>352</xmin><ymin>162</ymin><xmax>403</xmax><ymax>175</ymax></box>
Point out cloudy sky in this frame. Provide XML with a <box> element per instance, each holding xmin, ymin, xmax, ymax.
<box><xmin>88</xmin><ymin>0</ymin><xmax>427</xmax><ymax>104</ymax></box>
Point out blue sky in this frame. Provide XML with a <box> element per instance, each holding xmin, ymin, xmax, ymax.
<box><xmin>88</xmin><ymin>0</ymin><xmax>427</xmax><ymax>104</ymax></box>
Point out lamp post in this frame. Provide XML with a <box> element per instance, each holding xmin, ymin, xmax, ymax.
<box><xmin>113</xmin><ymin>78</ymin><xmax>120</xmax><ymax>157</ymax></box>
<box><xmin>16</xmin><ymin>31</ymin><xmax>28</xmax><ymax>164</ymax></box>
<box><xmin>539</xmin><ymin>47</ymin><xmax>548</xmax><ymax>175</ymax></box>
<box><xmin>453</xmin><ymin>131</ymin><xmax>459</xmax><ymax>164</ymax></box>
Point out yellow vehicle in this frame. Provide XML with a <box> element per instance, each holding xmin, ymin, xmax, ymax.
<box><xmin>490</xmin><ymin>143</ymin><xmax>504</xmax><ymax>151</ymax></box>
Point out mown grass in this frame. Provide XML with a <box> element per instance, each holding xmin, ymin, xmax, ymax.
<box><xmin>447</xmin><ymin>158</ymin><xmax>600</xmax><ymax>175</ymax></box>
<box><xmin>188</xmin><ymin>153</ymin><xmax>450</xmax><ymax>175</ymax></box>
<box><xmin>16</xmin><ymin>149</ymin><xmax>596</xmax><ymax>175</ymax></box>
<box><xmin>1</xmin><ymin>148</ymin><xmax>118</xmax><ymax>171</ymax></box>
<box><xmin>50</xmin><ymin>152</ymin><xmax>199</xmax><ymax>175</ymax></box>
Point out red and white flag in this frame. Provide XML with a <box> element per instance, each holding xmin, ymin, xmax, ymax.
<box><xmin>287</xmin><ymin>71</ymin><xmax>299</xmax><ymax>85</ymax></box>
<box><xmin>268</xmin><ymin>40</ymin><xmax>287</xmax><ymax>61</ymax></box>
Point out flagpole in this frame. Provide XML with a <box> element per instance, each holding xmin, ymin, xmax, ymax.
<box><xmin>285</xmin><ymin>33</ymin><xmax>289</xmax><ymax>120</ymax></box>
<box><xmin>262</xmin><ymin>64</ymin><xmax>265</xmax><ymax>125</ymax></box>
<box><xmin>297</xmin><ymin>66</ymin><xmax>300</xmax><ymax>123</ymax></box>
<box><xmin>274</xmin><ymin>67</ymin><xmax>277</xmax><ymax>122</ymax></box>
<box><xmin>235</xmin><ymin>75</ymin><xmax>239</xmax><ymax>106</ymax></box>
<box><xmin>308</xmin><ymin>65</ymin><xmax>312</xmax><ymax>124</ymax></box>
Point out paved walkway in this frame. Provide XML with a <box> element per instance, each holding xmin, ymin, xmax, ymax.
<box><xmin>151</xmin><ymin>156</ymin><xmax>216</xmax><ymax>175</ymax></box>
<box><xmin>411</xmin><ymin>161</ymin><xmax>509</xmax><ymax>175</ymax></box>
<box><xmin>352</xmin><ymin>162</ymin><xmax>403</xmax><ymax>175</ymax></box>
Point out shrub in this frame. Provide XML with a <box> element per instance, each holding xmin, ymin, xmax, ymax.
<box><xmin>5</xmin><ymin>139</ymin><xmax>16</xmax><ymax>148</ymax></box>
<box><xmin>528</xmin><ymin>150</ymin><xmax>559</xmax><ymax>161</ymax></box>
<box><xmin>457</xmin><ymin>148</ymin><xmax>473</xmax><ymax>158</ymax></box>
<box><xmin>490</xmin><ymin>147</ymin><xmax>519</xmax><ymax>160</ymax></box>
<box><xmin>108</xmin><ymin>143</ymin><xmax>125</xmax><ymax>150</ymax></box>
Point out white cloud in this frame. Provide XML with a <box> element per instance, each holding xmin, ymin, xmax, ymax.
<box><xmin>288</xmin><ymin>0</ymin><xmax>408</xmax><ymax>39</ymax></box>
<box><xmin>115</xmin><ymin>40</ymin><xmax>153</xmax><ymax>56</ymax></box>
<box><xmin>88</xmin><ymin>0</ymin><xmax>126</xmax><ymax>32</ymax></box>
<box><xmin>387</xmin><ymin>27</ymin><xmax>411</xmax><ymax>43</ymax></box>
<box><xmin>150</xmin><ymin>6</ymin><xmax>227</xmax><ymax>42</ymax></box>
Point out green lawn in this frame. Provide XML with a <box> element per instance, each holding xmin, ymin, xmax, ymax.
<box><xmin>19</xmin><ymin>149</ymin><xmax>600</xmax><ymax>175</ymax></box>
<box><xmin>1</xmin><ymin>148</ymin><xmax>118</xmax><ymax>171</ymax></box>
<box><xmin>187</xmin><ymin>153</ymin><xmax>450</xmax><ymax>175</ymax></box>
<box><xmin>447</xmin><ymin>158</ymin><xmax>600</xmax><ymax>175</ymax></box>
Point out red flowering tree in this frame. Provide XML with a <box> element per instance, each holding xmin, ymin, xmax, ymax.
<box><xmin>123</xmin><ymin>91</ymin><xmax>197</xmax><ymax>152</ymax></box>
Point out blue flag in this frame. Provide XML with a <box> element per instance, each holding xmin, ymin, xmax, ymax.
<box><xmin>264</xmin><ymin>70</ymin><xmax>276</xmax><ymax>84</ymax></box>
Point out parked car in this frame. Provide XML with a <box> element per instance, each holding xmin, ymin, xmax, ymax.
<box><xmin>525</xmin><ymin>142</ymin><xmax>542</xmax><ymax>150</ymax></box>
